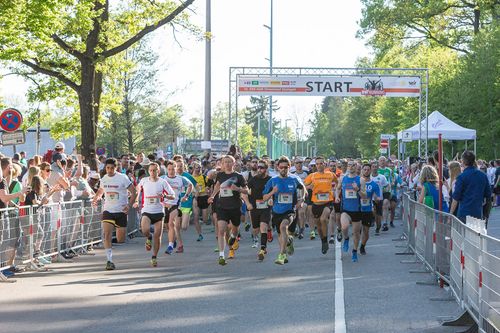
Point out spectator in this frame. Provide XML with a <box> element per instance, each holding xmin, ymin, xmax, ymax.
<box><xmin>450</xmin><ymin>151</ymin><xmax>491</xmax><ymax>223</ymax></box>
<box><xmin>418</xmin><ymin>165</ymin><xmax>449</xmax><ymax>212</ymax></box>
<box><xmin>447</xmin><ymin>161</ymin><xmax>462</xmax><ymax>216</ymax></box>
<box><xmin>22</xmin><ymin>166</ymin><xmax>41</xmax><ymax>188</ymax></box>
<box><xmin>19</xmin><ymin>151</ymin><xmax>27</xmax><ymax>167</ymax></box>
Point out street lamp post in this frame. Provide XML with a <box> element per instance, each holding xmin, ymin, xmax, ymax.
<box><xmin>203</xmin><ymin>0</ymin><xmax>211</xmax><ymax>153</ymax></box>
<box><xmin>284</xmin><ymin>119</ymin><xmax>291</xmax><ymax>157</ymax></box>
<box><xmin>264</xmin><ymin>0</ymin><xmax>273</xmax><ymax>158</ymax></box>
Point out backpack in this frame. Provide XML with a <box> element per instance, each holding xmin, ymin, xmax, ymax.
<box><xmin>423</xmin><ymin>182</ymin><xmax>435</xmax><ymax>209</ymax></box>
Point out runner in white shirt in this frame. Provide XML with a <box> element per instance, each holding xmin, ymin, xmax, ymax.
<box><xmin>92</xmin><ymin>158</ymin><xmax>137</xmax><ymax>271</ymax></box>
<box><xmin>133</xmin><ymin>162</ymin><xmax>175</xmax><ymax>267</ymax></box>
<box><xmin>160</xmin><ymin>160</ymin><xmax>192</xmax><ymax>255</ymax></box>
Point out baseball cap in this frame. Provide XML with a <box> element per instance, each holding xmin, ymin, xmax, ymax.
<box><xmin>309</xmin><ymin>159</ymin><xmax>316</xmax><ymax>166</ymax></box>
<box><xmin>55</xmin><ymin>142</ymin><xmax>65</xmax><ymax>150</ymax></box>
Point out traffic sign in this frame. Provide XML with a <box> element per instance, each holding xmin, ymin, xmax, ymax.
<box><xmin>380</xmin><ymin>139</ymin><xmax>389</xmax><ymax>148</ymax></box>
<box><xmin>1</xmin><ymin>131</ymin><xmax>25</xmax><ymax>146</ymax></box>
<box><xmin>380</xmin><ymin>134</ymin><xmax>395</xmax><ymax>140</ymax></box>
<box><xmin>0</xmin><ymin>108</ymin><xmax>23</xmax><ymax>132</ymax></box>
<box><xmin>402</xmin><ymin>131</ymin><xmax>413</xmax><ymax>142</ymax></box>
<box><xmin>96</xmin><ymin>147</ymin><xmax>106</xmax><ymax>155</ymax></box>
<box><xmin>379</xmin><ymin>148</ymin><xmax>387</xmax><ymax>154</ymax></box>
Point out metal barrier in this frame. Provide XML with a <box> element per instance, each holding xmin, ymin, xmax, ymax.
<box><xmin>0</xmin><ymin>201</ymin><xmax>106</xmax><ymax>281</ymax></box>
<box><xmin>401</xmin><ymin>191</ymin><xmax>500</xmax><ymax>333</ymax></box>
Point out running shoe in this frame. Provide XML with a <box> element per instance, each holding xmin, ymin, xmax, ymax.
<box><xmin>310</xmin><ymin>230</ymin><xmax>316</xmax><ymax>240</ymax></box>
<box><xmin>352</xmin><ymin>251</ymin><xmax>358</xmax><ymax>262</ymax></box>
<box><xmin>176</xmin><ymin>245</ymin><xmax>184</xmax><ymax>253</ymax></box>
<box><xmin>258</xmin><ymin>249</ymin><xmax>266</xmax><ymax>261</ymax></box>
<box><xmin>228</xmin><ymin>249</ymin><xmax>235</xmax><ymax>259</ymax></box>
<box><xmin>245</xmin><ymin>223</ymin><xmax>251</xmax><ymax>232</ymax></box>
<box><xmin>382</xmin><ymin>224</ymin><xmax>389</xmax><ymax>232</ymax></box>
<box><xmin>390</xmin><ymin>221</ymin><xmax>395</xmax><ymax>228</ymax></box>
<box><xmin>298</xmin><ymin>232</ymin><xmax>304</xmax><ymax>240</ymax></box>
<box><xmin>145</xmin><ymin>238</ymin><xmax>152</xmax><ymax>251</ymax></box>
<box><xmin>197</xmin><ymin>234</ymin><xmax>204</xmax><ymax>242</ymax></box>
<box><xmin>329</xmin><ymin>236</ymin><xmax>335</xmax><ymax>245</ymax></box>
<box><xmin>360</xmin><ymin>245</ymin><xmax>366</xmax><ymax>255</ymax></box>
<box><xmin>375</xmin><ymin>228</ymin><xmax>380</xmax><ymax>236</ymax></box>
<box><xmin>251</xmin><ymin>238</ymin><xmax>258</xmax><ymax>248</ymax></box>
<box><xmin>342</xmin><ymin>239</ymin><xmax>349</xmax><ymax>253</ymax></box>
<box><xmin>337</xmin><ymin>229</ymin><xmax>343</xmax><ymax>242</ymax></box>
<box><xmin>218</xmin><ymin>256</ymin><xmax>227</xmax><ymax>266</ymax></box>
<box><xmin>151</xmin><ymin>257</ymin><xmax>158</xmax><ymax>267</ymax></box>
<box><xmin>232</xmin><ymin>238</ymin><xmax>239</xmax><ymax>251</ymax></box>
<box><xmin>274</xmin><ymin>253</ymin><xmax>285</xmax><ymax>265</ymax></box>
<box><xmin>286</xmin><ymin>236</ymin><xmax>295</xmax><ymax>256</ymax></box>
<box><xmin>105</xmin><ymin>261</ymin><xmax>116</xmax><ymax>270</ymax></box>
<box><xmin>165</xmin><ymin>245</ymin><xmax>174</xmax><ymax>255</ymax></box>
<box><xmin>283</xmin><ymin>254</ymin><xmax>289</xmax><ymax>264</ymax></box>
<box><xmin>213</xmin><ymin>247</ymin><xmax>219</xmax><ymax>253</ymax></box>
<box><xmin>267</xmin><ymin>229</ymin><xmax>273</xmax><ymax>242</ymax></box>
<box><xmin>322</xmin><ymin>241</ymin><xmax>329</xmax><ymax>254</ymax></box>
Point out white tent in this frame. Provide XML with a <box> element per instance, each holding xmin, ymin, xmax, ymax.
<box><xmin>397</xmin><ymin>111</ymin><xmax>477</xmax><ymax>155</ymax></box>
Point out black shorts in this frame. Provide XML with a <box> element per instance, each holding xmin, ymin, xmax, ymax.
<box><xmin>383</xmin><ymin>192</ymin><xmax>392</xmax><ymax>201</ymax></box>
<box><xmin>374</xmin><ymin>200</ymin><xmax>383</xmax><ymax>216</ymax></box>
<box><xmin>332</xmin><ymin>202</ymin><xmax>341</xmax><ymax>213</ymax></box>
<box><xmin>360</xmin><ymin>211</ymin><xmax>374</xmax><ymax>227</ymax></box>
<box><xmin>250</xmin><ymin>208</ymin><xmax>271</xmax><ymax>228</ymax></box>
<box><xmin>197</xmin><ymin>196</ymin><xmax>209</xmax><ymax>210</ymax></box>
<box><xmin>102</xmin><ymin>211</ymin><xmax>127</xmax><ymax>228</ymax></box>
<box><xmin>305</xmin><ymin>189</ymin><xmax>313</xmax><ymax>205</ymax></box>
<box><xmin>216</xmin><ymin>208</ymin><xmax>241</xmax><ymax>226</ymax></box>
<box><xmin>342</xmin><ymin>210</ymin><xmax>363</xmax><ymax>222</ymax></box>
<box><xmin>272</xmin><ymin>211</ymin><xmax>296</xmax><ymax>233</ymax></box>
<box><xmin>312</xmin><ymin>203</ymin><xmax>331</xmax><ymax>218</ymax></box>
<box><xmin>164</xmin><ymin>205</ymin><xmax>179</xmax><ymax>218</ymax></box>
<box><xmin>141</xmin><ymin>212</ymin><xmax>164</xmax><ymax>224</ymax></box>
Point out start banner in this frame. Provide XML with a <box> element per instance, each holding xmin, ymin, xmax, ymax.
<box><xmin>238</xmin><ymin>76</ymin><xmax>421</xmax><ymax>97</ymax></box>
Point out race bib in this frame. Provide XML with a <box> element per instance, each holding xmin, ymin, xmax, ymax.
<box><xmin>106</xmin><ymin>192</ymin><xmax>119</xmax><ymax>203</ymax></box>
<box><xmin>256</xmin><ymin>200</ymin><xmax>268</xmax><ymax>209</ymax></box>
<box><xmin>360</xmin><ymin>199</ymin><xmax>371</xmax><ymax>207</ymax></box>
<box><xmin>220</xmin><ymin>188</ymin><xmax>233</xmax><ymax>198</ymax></box>
<box><xmin>345</xmin><ymin>189</ymin><xmax>357</xmax><ymax>199</ymax></box>
<box><xmin>147</xmin><ymin>197</ymin><xmax>160</xmax><ymax>205</ymax></box>
<box><xmin>316</xmin><ymin>192</ymin><xmax>330</xmax><ymax>201</ymax></box>
<box><xmin>278</xmin><ymin>193</ymin><xmax>293</xmax><ymax>204</ymax></box>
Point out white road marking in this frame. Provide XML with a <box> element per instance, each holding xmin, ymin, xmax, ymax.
<box><xmin>335</xmin><ymin>241</ymin><xmax>347</xmax><ymax>333</ymax></box>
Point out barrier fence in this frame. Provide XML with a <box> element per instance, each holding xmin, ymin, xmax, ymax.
<box><xmin>0</xmin><ymin>200</ymin><xmax>140</xmax><ymax>281</ymax></box>
<box><xmin>401</xmin><ymin>191</ymin><xmax>500</xmax><ymax>333</ymax></box>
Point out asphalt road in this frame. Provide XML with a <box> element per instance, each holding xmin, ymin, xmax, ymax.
<box><xmin>0</xmin><ymin>217</ymin><xmax>475</xmax><ymax>333</ymax></box>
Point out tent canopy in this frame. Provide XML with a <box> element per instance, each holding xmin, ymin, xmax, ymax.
<box><xmin>397</xmin><ymin>111</ymin><xmax>476</xmax><ymax>141</ymax></box>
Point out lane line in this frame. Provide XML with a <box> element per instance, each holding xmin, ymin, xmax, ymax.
<box><xmin>335</xmin><ymin>241</ymin><xmax>347</xmax><ymax>333</ymax></box>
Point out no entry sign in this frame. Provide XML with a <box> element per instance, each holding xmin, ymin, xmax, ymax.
<box><xmin>0</xmin><ymin>108</ymin><xmax>23</xmax><ymax>132</ymax></box>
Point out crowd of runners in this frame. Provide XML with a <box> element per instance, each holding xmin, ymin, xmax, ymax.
<box><xmin>1</xmin><ymin>142</ymin><xmax>499</xmax><ymax>277</ymax></box>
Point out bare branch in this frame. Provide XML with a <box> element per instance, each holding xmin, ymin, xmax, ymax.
<box><xmin>170</xmin><ymin>23</ymin><xmax>183</xmax><ymax>48</ymax></box>
<box><xmin>51</xmin><ymin>34</ymin><xmax>84</xmax><ymax>60</ymax></box>
<box><xmin>21</xmin><ymin>60</ymin><xmax>80</xmax><ymax>92</ymax></box>
<box><xmin>99</xmin><ymin>0</ymin><xmax>195</xmax><ymax>59</ymax></box>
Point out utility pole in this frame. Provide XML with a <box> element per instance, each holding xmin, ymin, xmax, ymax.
<box><xmin>203</xmin><ymin>0</ymin><xmax>212</xmax><ymax>153</ymax></box>
<box><xmin>264</xmin><ymin>0</ymin><xmax>273</xmax><ymax>158</ymax></box>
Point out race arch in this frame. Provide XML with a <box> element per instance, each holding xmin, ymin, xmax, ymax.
<box><xmin>228</xmin><ymin>67</ymin><xmax>429</xmax><ymax>158</ymax></box>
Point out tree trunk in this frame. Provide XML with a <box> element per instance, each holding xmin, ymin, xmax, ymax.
<box><xmin>79</xmin><ymin>59</ymin><xmax>98</xmax><ymax>162</ymax></box>
<box><xmin>124</xmin><ymin>93</ymin><xmax>134</xmax><ymax>153</ymax></box>
<box><xmin>473</xmin><ymin>9</ymin><xmax>480</xmax><ymax>34</ymax></box>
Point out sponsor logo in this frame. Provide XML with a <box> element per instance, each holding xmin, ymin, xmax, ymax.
<box><xmin>408</xmin><ymin>80</ymin><xmax>417</xmax><ymax>86</ymax></box>
<box><xmin>282</xmin><ymin>81</ymin><xmax>290</xmax><ymax>85</ymax></box>
<box><xmin>251</xmin><ymin>81</ymin><xmax>259</xmax><ymax>85</ymax></box>
<box><xmin>361</xmin><ymin>78</ymin><xmax>386</xmax><ymax>96</ymax></box>
<box><xmin>270</xmin><ymin>81</ymin><xmax>281</xmax><ymax>85</ymax></box>
<box><xmin>432</xmin><ymin>119</ymin><xmax>443</xmax><ymax>129</ymax></box>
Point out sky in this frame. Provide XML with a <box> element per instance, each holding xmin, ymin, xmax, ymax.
<box><xmin>0</xmin><ymin>0</ymin><xmax>371</xmax><ymax>138</ymax></box>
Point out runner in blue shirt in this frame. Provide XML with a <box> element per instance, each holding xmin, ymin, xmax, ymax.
<box><xmin>359</xmin><ymin>163</ymin><xmax>380</xmax><ymax>255</ymax></box>
<box><xmin>262</xmin><ymin>156</ymin><xmax>305</xmax><ymax>265</ymax></box>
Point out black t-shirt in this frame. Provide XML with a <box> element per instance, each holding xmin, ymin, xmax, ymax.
<box><xmin>215</xmin><ymin>172</ymin><xmax>246</xmax><ymax>210</ymax></box>
<box><xmin>25</xmin><ymin>191</ymin><xmax>39</xmax><ymax>206</ymax></box>
<box><xmin>0</xmin><ymin>179</ymin><xmax>7</xmax><ymax>209</ymax></box>
<box><xmin>247</xmin><ymin>175</ymin><xmax>272</xmax><ymax>206</ymax></box>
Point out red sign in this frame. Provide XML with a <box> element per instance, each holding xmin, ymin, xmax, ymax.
<box><xmin>380</xmin><ymin>139</ymin><xmax>389</xmax><ymax>148</ymax></box>
<box><xmin>0</xmin><ymin>108</ymin><xmax>23</xmax><ymax>132</ymax></box>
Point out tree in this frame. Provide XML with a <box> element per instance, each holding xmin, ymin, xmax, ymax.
<box><xmin>0</xmin><ymin>0</ymin><xmax>197</xmax><ymax>161</ymax></box>
<box><xmin>212</xmin><ymin>102</ymin><xmax>230</xmax><ymax>140</ymax></box>
<box><xmin>245</xmin><ymin>96</ymin><xmax>280</xmax><ymax>135</ymax></box>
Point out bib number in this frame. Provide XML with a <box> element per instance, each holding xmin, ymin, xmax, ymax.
<box><xmin>345</xmin><ymin>189</ymin><xmax>357</xmax><ymax>199</ymax></box>
<box><xmin>316</xmin><ymin>193</ymin><xmax>330</xmax><ymax>201</ymax></box>
<box><xmin>220</xmin><ymin>188</ymin><xmax>233</xmax><ymax>198</ymax></box>
<box><xmin>256</xmin><ymin>200</ymin><xmax>268</xmax><ymax>209</ymax></box>
<box><xmin>147</xmin><ymin>197</ymin><xmax>160</xmax><ymax>205</ymax></box>
<box><xmin>278</xmin><ymin>193</ymin><xmax>293</xmax><ymax>204</ymax></box>
<box><xmin>360</xmin><ymin>199</ymin><xmax>371</xmax><ymax>207</ymax></box>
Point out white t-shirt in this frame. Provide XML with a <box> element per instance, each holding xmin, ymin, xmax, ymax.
<box><xmin>139</xmin><ymin>177</ymin><xmax>174</xmax><ymax>214</ymax></box>
<box><xmin>100</xmin><ymin>172</ymin><xmax>132</xmax><ymax>213</ymax></box>
<box><xmin>371</xmin><ymin>174</ymin><xmax>388</xmax><ymax>197</ymax></box>
<box><xmin>161</xmin><ymin>175</ymin><xmax>188</xmax><ymax>206</ymax></box>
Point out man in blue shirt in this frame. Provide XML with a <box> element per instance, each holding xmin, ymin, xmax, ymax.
<box><xmin>451</xmin><ymin>151</ymin><xmax>491</xmax><ymax>223</ymax></box>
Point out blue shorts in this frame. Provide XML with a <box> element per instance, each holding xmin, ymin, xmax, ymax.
<box><xmin>241</xmin><ymin>202</ymin><xmax>247</xmax><ymax>215</ymax></box>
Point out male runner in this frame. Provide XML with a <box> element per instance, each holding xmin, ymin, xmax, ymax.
<box><xmin>245</xmin><ymin>160</ymin><xmax>272</xmax><ymax>260</ymax></box>
<box><xmin>388</xmin><ymin>160</ymin><xmax>403</xmax><ymax>227</ymax></box>
<box><xmin>337</xmin><ymin>160</ymin><xmax>363</xmax><ymax>262</ymax></box>
<box><xmin>133</xmin><ymin>162</ymin><xmax>174</xmax><ymax>267</ymax></box>
<box><xmin>262</xmin><ymin>156</ymin><xmax>305</xmax><ymax>265</ymax></box>
<box><xmin>92</xmin><ymin>158</ymin><xmax>137</xmax><ymax>270</ymax></box>
<box><xmin>359</xmin><ymin>163</ymin><xmax>380</xmax><ymax>255</ymax></box>
<box><xmin>175</xmin><ymin>160</ymin><xmax>197</xmax><ymax>253</ymax></box>
<box><xmin>208</xmin><ymin>155</ymin><xmax>248</xmax><ymax>265</ymax></box>
<box><xmin>291</xmin><ymin>158</ymin><xmax>309</xmax><ymax>239</ymax></box>
<box><xmin>378</xmin><ymin>156</ymin><xmax>394</xmax><ymax>231</ymax></box>
<box><xmin>304</xmin><ymin>156</ymin><xmax>337</xmax><ymax>254</ymax></box>
<box><xmin>370</xmin><ymin>161</ymin><xmax>388</xmax><ymax>235</ymax></box>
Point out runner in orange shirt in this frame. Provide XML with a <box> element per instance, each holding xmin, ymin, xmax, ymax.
<box><xmin>304</xmin><ymin>156</ymin><xmax>337</xmax><ymax>254</ymax></box>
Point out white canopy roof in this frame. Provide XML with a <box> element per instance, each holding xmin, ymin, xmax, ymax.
<box><xmin>397</xmin><ymin>111</ymin><xmax>476</xmax><ymax>141</ymax></box>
